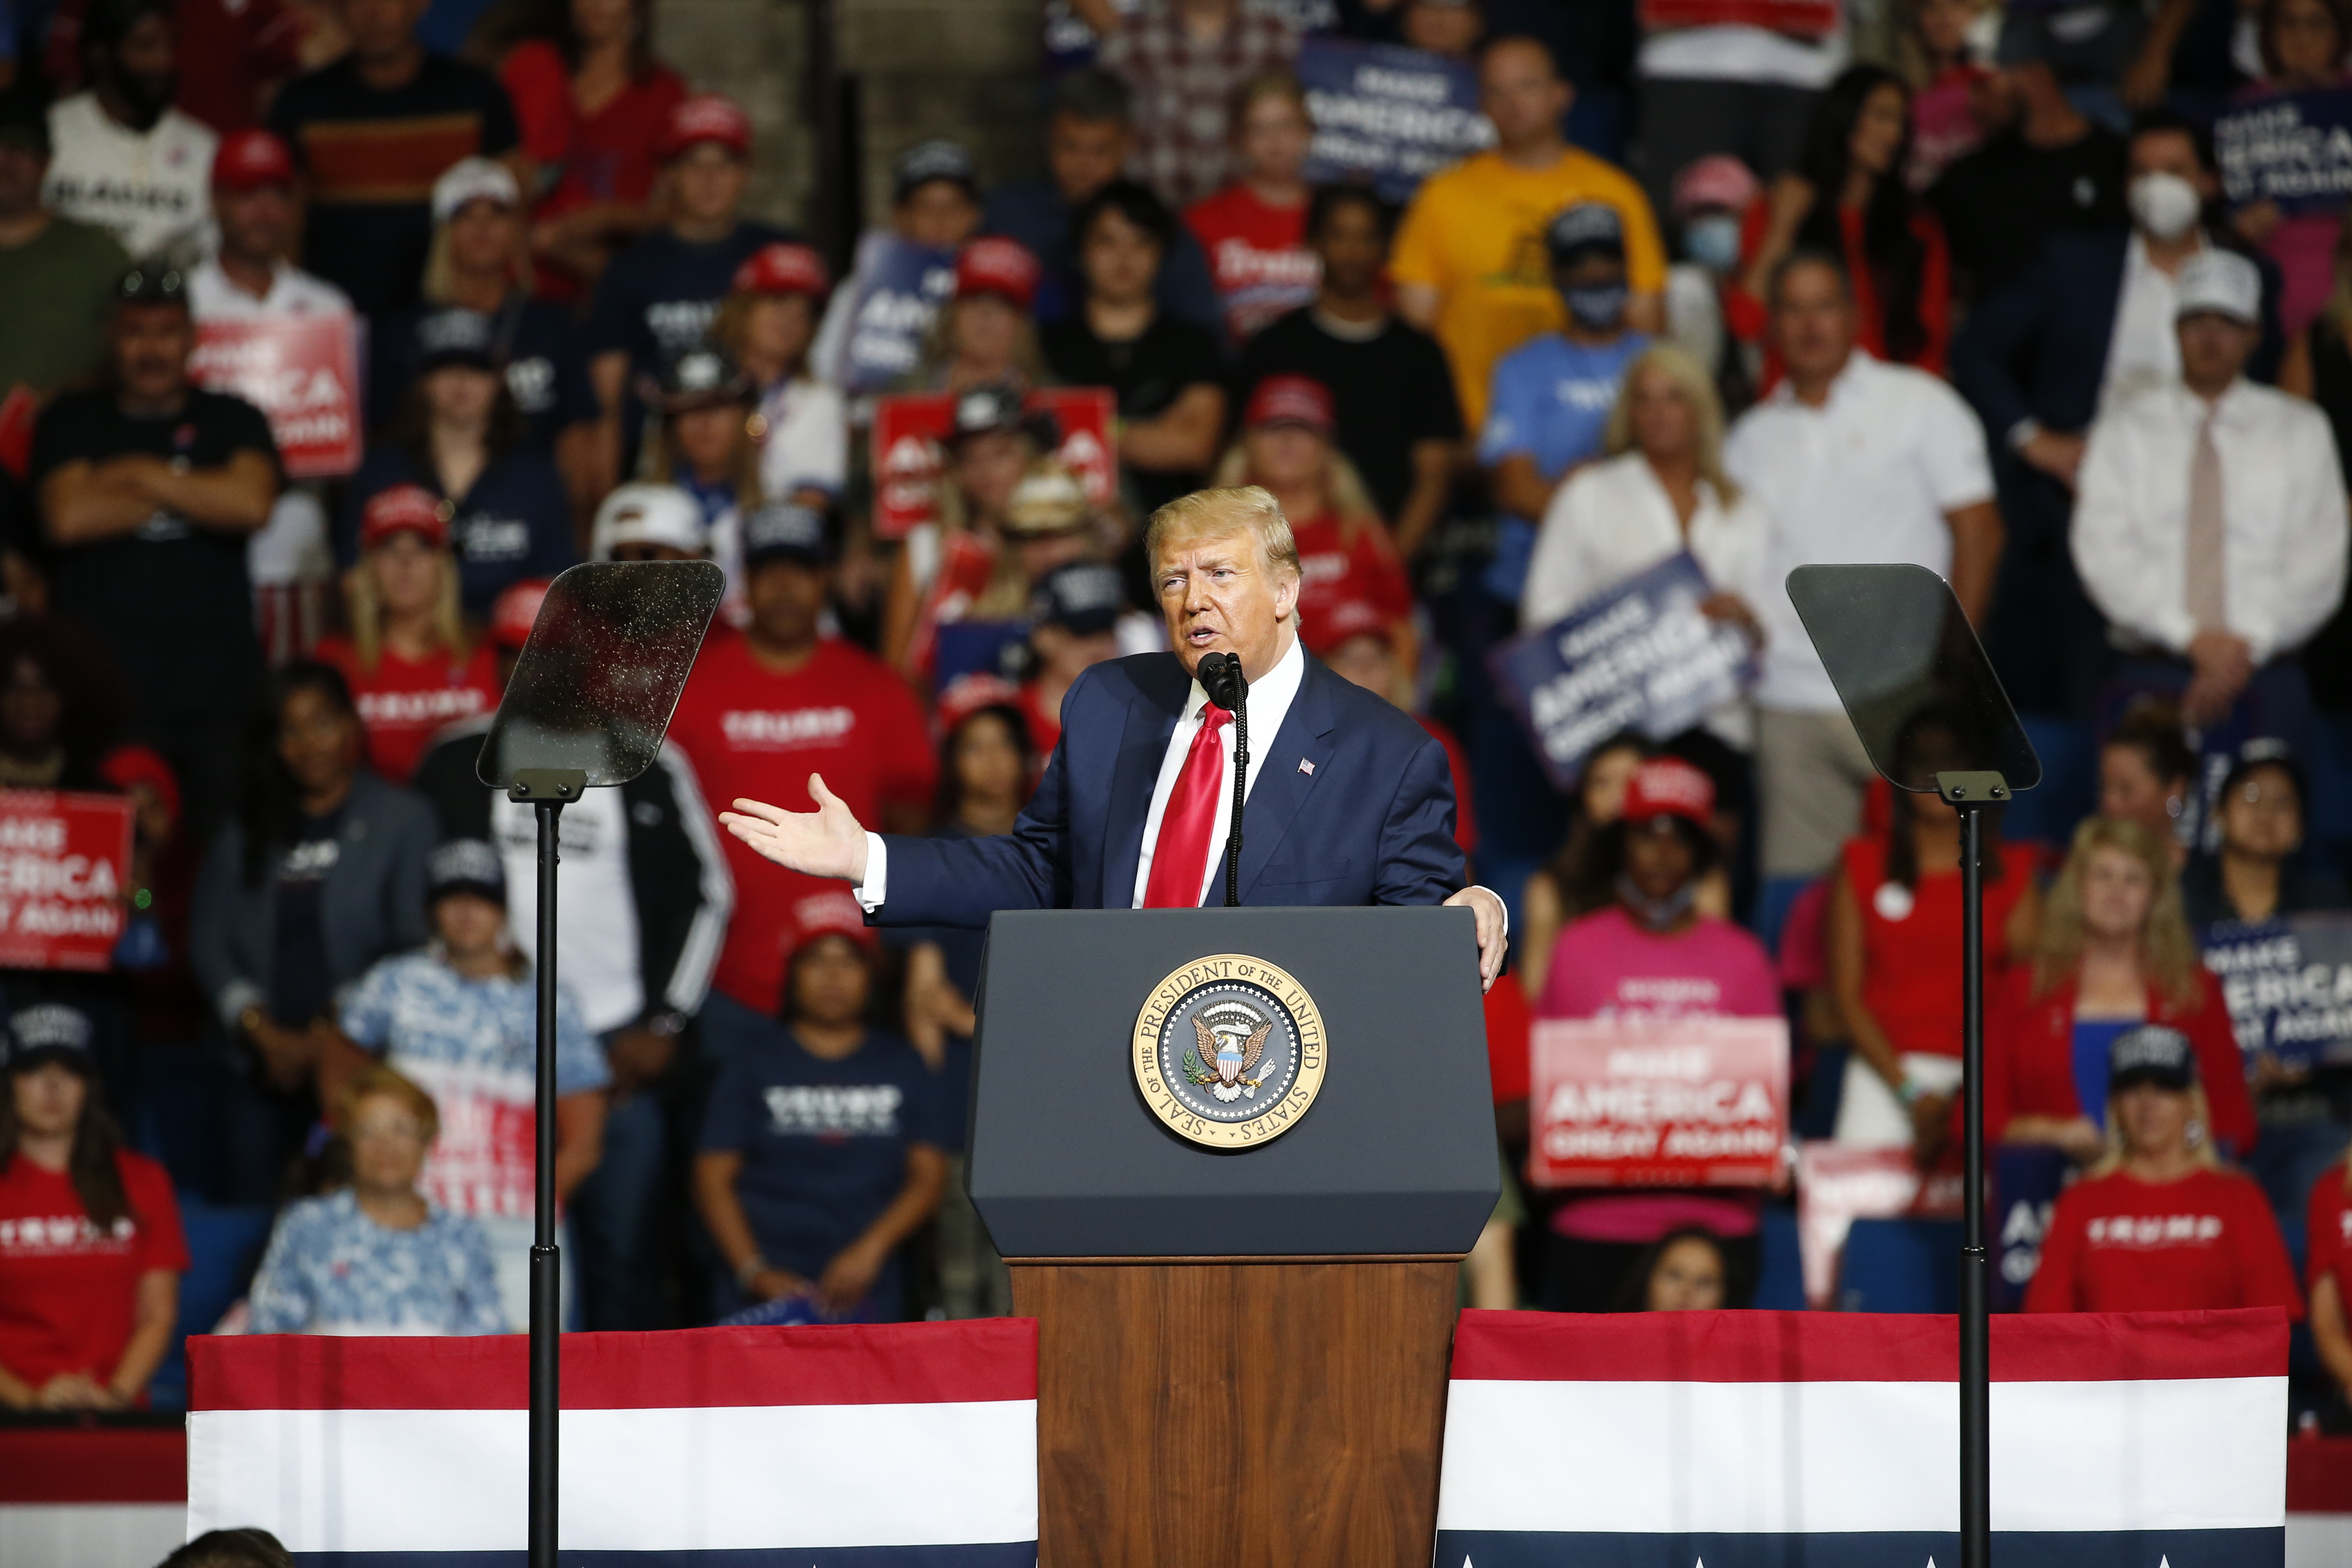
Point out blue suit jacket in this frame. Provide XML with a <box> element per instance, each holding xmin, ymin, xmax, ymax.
<box><xmin>1951</xmin><ymin>228</ymin><xmax>2285</xmax><ymax>441</ymax></box>
<box><xmin>876</xmin><ymin>652</ymin><xmax>1466</xmax><ymax>928</ymax></box>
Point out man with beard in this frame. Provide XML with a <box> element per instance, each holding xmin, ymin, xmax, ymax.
<box><xmin>43</xmin><ymin>0</ymin><xmax>217</xmax><ymax>260</ymax></box>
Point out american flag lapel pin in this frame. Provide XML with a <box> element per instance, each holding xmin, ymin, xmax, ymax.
<box><xmin>1298</xmin><ymin>757</ymin><xmax>1314</xmax><ymax>776</ymax></box>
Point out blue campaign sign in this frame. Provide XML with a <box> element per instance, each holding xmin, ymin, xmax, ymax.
<box><xmin>2215</xmin><ymin>88</ymin><xmax>2352</xmax><ymax>215</ymax></box>
<box><xmin>1298</xmin><ymin>37</ymin><xmax>1494</xmax><ymax>204</ymax></box>
<box><xmin>1489</xmin><ymin>551</ymin><xmax>1757</xmax><ymax>792</ymax></box>
<box><xmin>2200</xmin><ymin>911</ymin><xmax>2352</xmax><ymax>1070</ymax></box>
<box><xmin>840</xmin><ymin>237</ymin><xmax>956</xmax><ymax>397</ymax></box>
<box><xmin>1993</xmin><ymin>1143</ymin><xmax>2071</xmax><ymax>1313</ymax></box>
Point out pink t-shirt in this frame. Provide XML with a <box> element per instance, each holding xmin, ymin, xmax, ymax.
<box><xmin>1537</xmin><ymin>906</ymin><xmax>1781</xmax><ymax>1241</ymax></box>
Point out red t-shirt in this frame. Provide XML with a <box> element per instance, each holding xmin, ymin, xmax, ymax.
<box><xmin>0</xmin><ymin>1151</ymin><xmax>189</xmax><ymax>1392</ymax></box>
<box><xmin>1842</xmin><ymin>835</ymin><xmax>2028</xmax><ymax>1059</ymax></box>
<box><xmin>2307</xmin><ymin>1160</ymin><xmax>2352</xmax><ymax>1298</ymax></box>
<box><xmin>522</xmin><ymin>49</ymin><xmax>691</xmax><ymax>305</ymax></box>
<box><xmin>667</xmin><ymin>633</ymin><xmax>937</xmax><ymax>1013</ymax></box>
<box><xmin>318</xmin><ymin>635</ymin><xmax>502</xmax><ymax>784</ymax></box>
<box><xmin>1484</xmin><ymin>972</ymin><xmax>1531</xmax><ymax>1105</ymax></box>
<box><xmin>1016</xmin><ymin>682</ymin><xmax>1063</xmax><ymax>764</ymax></box>
<box><xmin>1183</xmin><ymin>184</ymin><xmax>1320</xmax><ymax>342</ymax></box>
<box><xmin>2025</xmin><ymin>1166</ymin><xmax>2303</xmax><ymax>1317</ymax></box>
<box><xmin>1291</xmin><ymin>511</ymin><xmax>1411</xmax><ymax>644</ymax></box>
<box><xmin>1418</xmin><ymin>715</ymin><xmax>1475</xmax><ymax>856</ymax></box>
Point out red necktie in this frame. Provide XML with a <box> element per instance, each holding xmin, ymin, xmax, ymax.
<box><xmin>1142</xmin><ymin>703</ymin><xmax>1232</xmax><ymax>909</ymax></box>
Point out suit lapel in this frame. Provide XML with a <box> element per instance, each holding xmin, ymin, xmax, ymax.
<box><xmin>1233</xmin><ymin>657</ymin><xmax>1338</xmax><ymax>904</ymax></box>
<box><xmin>1103</xmin><ymin>657</ymin><xmax>1187</xmax><ymax>907</ymax></box>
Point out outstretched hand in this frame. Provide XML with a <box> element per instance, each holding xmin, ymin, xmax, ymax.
<box><xmin>718</xmin><ymin>774</ymin><xmax>871</xmax><ymax>883</ymax></box>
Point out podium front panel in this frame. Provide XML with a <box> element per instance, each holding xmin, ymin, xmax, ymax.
<box><xmin>965</xmin><ymin>906</ymin><xmax>1499</xmax><ymax>1257</ymax></box>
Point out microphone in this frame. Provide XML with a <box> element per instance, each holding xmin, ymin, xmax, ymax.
<box><xmin>1196</xmin><ymin>652</ymin><xmax>1249</xmax><ymax>908</ymax></box>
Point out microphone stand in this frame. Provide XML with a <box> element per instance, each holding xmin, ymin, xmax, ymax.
<box><xmin>1201</xmin><ymin>654</ymin><xmax>1249</xmax><ymax>908</ymax></box>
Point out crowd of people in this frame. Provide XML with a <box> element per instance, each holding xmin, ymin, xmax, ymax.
<box><xmin>0</xmin><ymin>0</ymin><xmax>2349</xmax><ymax>1434</ymax></box>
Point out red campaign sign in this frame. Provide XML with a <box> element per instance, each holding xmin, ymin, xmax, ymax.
<box><xmin>187</xmin><ymin>315</ymin><xmax>365</xmax><ymax>480</ymax></box>
<box><xmin>0</xmin><ymin>791</ymin><xmax>133</xmax><ymax>971</ymax></box>
<box><xmin>1793</xmin><ymin>1141</ymin><xmax>1965</xmax><ymax>1309</ymax></box>
<box><xmin>1529</xmin><ymin>1016</ymin><xmax>1790</xmax><ymax>1189</ymax></box>
<box><xmin>870</xmin><ymin>387</ymin><xmax>1117</xmax><ymax>540</ymax></box>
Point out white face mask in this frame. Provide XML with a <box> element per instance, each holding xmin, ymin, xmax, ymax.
<box><xmin>2128</xmin><ymin>172</ymin><xmax>2202</xmax><ymax>241</ymax></box>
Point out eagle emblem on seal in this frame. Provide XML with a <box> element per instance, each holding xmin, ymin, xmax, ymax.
<box><xmin>1182</xmin><ymin>1002</ymin><xmax>1274</xmax><ymax>1103</ymax></box>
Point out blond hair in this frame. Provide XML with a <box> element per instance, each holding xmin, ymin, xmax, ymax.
<box><xmin>648</xmin><ymin>408</ymin><xmax>764</xmax><ymax>502</ymax></box>
<box><xmin>2086</xmin><ymin>1082</ymin><xmax>2221</xmax><ymax>1178</ymax></box>
<box><xmin>420</xmin><ymin>216</ymin><xmax>534</xmax><ymax>306</ymax></box>
<box><xmin>343</xmin><ymin>541</ymin><xmax>469</xmax><ymax>674</ymax></box>
<box><xmin>1604</xmin><ymin>343</ymin><xmax>1741</xmax><ymax>509</ymax></box>
<box><xmin>1210</xmin><ymin>438</ymin><xmax>1382</xmax><ymax>544</ymax></box>
<box><xmin>1144</xmin><ymin>485</ymin><xmax>1303</xmax><ymax>580</ymax></box>
<box><xmin>335</xmin><ymin>1063</ymin><xmax>440</xmax><ymax>1146</ymax></box>
<box><xmin>1227</xmin><ymin>68</ymin><xmax>1309</xmax><ymax>138</ymax></box>
<box><xmin>2032</xmin><ymin>817</ymin><xmax>2204</xmax><ymax>1009</ymax></box>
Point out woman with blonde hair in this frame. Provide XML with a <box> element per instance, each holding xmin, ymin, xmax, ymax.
<box><xmin>904</xmin><ymin>238</ymin><xmax>1051</xmax><ymax>395</ymax></box>
<box><xmin>711</xmin><ymin>244</ymin><xmax>846</xmax><ymax>511</ymax></box>
<box><xmin>2025</xmin><ymin>1024</ymin><xmax>2298</xmax><ymax>1316</ymax></box>
<box><xmin>1983</xmin><ymin>817</ymin><xmax>2258</xmax><ymax>1161</ymax></box>
<box><xmin>1213</xmin><ymin>374</ymin><xmax>1415</xmax><ymax>675</ymax></box>
<box><xmin>1522</xmin><ymin>342</ymin><xmax>1767</xmax><ymax>748</ymax></box>
<box><xmin>315</xmin><ymin>485</ymin><xmax>498</xmax><ymax>783</ymax></box>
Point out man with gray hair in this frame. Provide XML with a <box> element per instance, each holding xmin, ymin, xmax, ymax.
<box><xmin>2074</xmin><ymin>248</ymin><xmax>2347</xmax><ymax>734</ymax></box>
<box><xmin>720</xmin><ymin>485</ymin><xmax>1509</xmax><ymax>989</ymax></box>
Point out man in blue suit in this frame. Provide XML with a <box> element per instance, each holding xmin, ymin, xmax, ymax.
<box><xmin>720</xmin><ymin>486</ymin><xmax>1509</xmax><ymax>989</ymax></box>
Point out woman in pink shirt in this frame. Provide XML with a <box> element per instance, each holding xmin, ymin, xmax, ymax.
<box><xmin>1535</xmin><ymin>757</ymin><xmax>1783</xmax><ymax>1310</ymax></box>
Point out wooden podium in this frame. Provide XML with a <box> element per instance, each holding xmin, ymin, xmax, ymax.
<box><xmin>968</xmin><ymin>909</ymin><xmax>1498</xmax><ymax>1568</ymax></box>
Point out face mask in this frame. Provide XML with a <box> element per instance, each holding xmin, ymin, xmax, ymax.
<box><xmin>2128</xmin><ymin>172</ymin><xmax>2202</xmax><ymax>241</ymax></box>
<box><xmin>1615</xmin><ymin>872</ymin><xmax>1698</xmax><ymax>932</ymax></box>
<box><xmin>1683</xmin><ymin>214</ymin><xmax>1742</xmax><ymax>274</ymax></box>
<box><xmin>1563</xmin><ymin>282</ymin><xmax>1628</xmax><ymax>332</ymax></box>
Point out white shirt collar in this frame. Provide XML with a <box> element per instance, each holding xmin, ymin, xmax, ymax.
<box><xmin>1769</xmin><ymin>347</ymin><xmax>1876</xmax><ymax>410</ymax></box>
<box><xmin>1183</xmin><ymin>626</ymin><xmax>1306</xmax><ymax>729</ymax></box>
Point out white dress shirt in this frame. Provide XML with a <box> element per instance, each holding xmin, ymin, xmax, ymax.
<box><xmin>1523</xmin><ymin>450</ymin><xmax>1766</xmax><ymax>747</ymax></box>
<box><xmin>2072</xmin><ymin>377</ymin><xmax>2349</xmax><ymax>664</ymax></box>
<box><xmin>1723</xmin><ymin>350</ymin><xmax>1994</xmax><ymax>712</ymax></box>
<box><xmin>856</xmin><ymin>633</ymin><xmax>1307</xmax><ymax>912</ymax></box>
<box><xmin>187</xmin><ymin>256</ymin><xmax>355</xmax><ymax>319</ymax></box>
<box><xmin>2099</xmin><ymin>230</ymin><xmax>2206</xmax><ymax>413</ymax></box>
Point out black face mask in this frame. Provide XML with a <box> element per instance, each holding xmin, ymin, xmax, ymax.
<box><xmin>1616</xmin><ymin>872</ymin><xmax>1698</xmax><ymax>932</ymax></box>
<box><xmin>1563</xmin><ymin>282</ymin><xmax>1628</xmax><ymax>332</ymax></box>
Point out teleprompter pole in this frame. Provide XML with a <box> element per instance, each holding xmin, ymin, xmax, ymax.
<box><xmin>513</xmin><ymin>769</ymin><xmax>585</xmax><ymax>1568</ymax></box>
<box><xmin>1940</xmin><ymin>769</ymin><xmax>2009</xmax><ymax>1568</ymax></box>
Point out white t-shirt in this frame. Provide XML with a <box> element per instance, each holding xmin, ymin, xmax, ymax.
<box><xmin>491</xmin><ymin>782</ymin><xmax>644</xmax><ymax>1034</ymax></box>
<box><xmin>42</xmin><ymin>93</ymin><xmax>216</xmax><ymax>260</ymax></box>
<box><xmin>1639</xmin><ymin>24</ymin><xmax>1846</xmax><ymax>88</ymax></box>
<box><xmin>755</xmin><ymin>375</ymin><xmax>848</xmax><ymax>500</ymax></box>
<box><xmin>186</xmin><ymin>255</ymin><xmax>354</xmax><ymax>319</ymax></box>
<box><xmin>1724</xmin><ymin>350</ymin><xmax>1994</xmax><ymax>711</ymax></box>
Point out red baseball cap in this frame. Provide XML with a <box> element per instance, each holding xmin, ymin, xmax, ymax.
<box><xmin>489</xmin><ymin>578</ymin><xmax>553</xmax><ymax>652</ymax></box>
<box><xmin>1301</xmin><ymin>597</ymin><xmax>1395</xmax><ymax>658</ymax></box>
<box><xmin>1621</xmin><ymin>756</ymin><xmax>1716</xmax><ymax>828</ymax></box>
<box><xmin>97</xmin><ymin>744</ymin><xmax>181</xmax><ymax>829</ymax></box>
<box><xmin>1243</xmin><ymin>374</ymin><xmax>1335</xmax><ymax>434</ymax></box>
<box><xmin>784</xmin><ymin>888</ymin><xmax>877</xmax><ymax>956</ymax></box>
<box><xmin>934</xmin><ymin>671</ymin><xmax>1028</xmax><ymax>744</ymax></box>
<box><xmin>212</xmin><ymin>130</ymin><xmax>296</xmax><ymax>191</ymax></box>
<box><xmin>955</xmin><ymin>237</ymin><xmax>1041</xmax><ymax>310</ymax></box>
<box><xmin>731</xmin><ymin>242</ymin><xmax>830</xmax><ymax>298</ymax></box>
<box><xmin>662</xmin><ymin>93</ymin><xmax>752</xmax><ymax>160</ymax></box>
<box><xmin>1671</xmin><ymin>153</ymin><xmax>1759</xmax><ymax>218</ymax></box>
<box><xmin>359</xmin><ymin>485</ymin><xmax>448</xmax><ymax>551</ymax></box>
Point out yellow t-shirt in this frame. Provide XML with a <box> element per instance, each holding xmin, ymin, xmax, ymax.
<box><xmin>1389</xmin><ymin>148</ymin><xmax>1668</xmax><ymax>431</ymax></box>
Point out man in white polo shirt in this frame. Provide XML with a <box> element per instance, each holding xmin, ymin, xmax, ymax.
<box><xmin>2074</xmin><ymin>249</ymin><xmax>2347</xmax><ymax>737</ymax></box>
<box><xmin>1726</xmin><ymin>249</ymin><xmax>2004</xmax><ymax>898</ymax></box>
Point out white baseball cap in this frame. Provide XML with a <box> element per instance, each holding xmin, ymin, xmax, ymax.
<box><xmin>591</xmin><ymin>484</ymin><xmax>707</xmax><ymax>560</ymax></box>
<box><xmin>2175</xmin><ymin>250</ymin><xmax>2260</xmax><ymax>326</ymax></box>
<box><xmin>432</xmin><ymin>156</ymin><xmax>521</xmax><ymax>224</ymax></box>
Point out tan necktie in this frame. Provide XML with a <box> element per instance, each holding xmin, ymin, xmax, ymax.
<box><xmin>2185</xmin><ymin>408</ymin><xmax>2228</xmax><ymax>634</ymax></box>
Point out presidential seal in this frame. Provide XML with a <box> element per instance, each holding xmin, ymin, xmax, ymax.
<box><xmin>1131</xmin><ymin>954</ymin><xmax>1326</xmax><ymax>1149</ymax></box>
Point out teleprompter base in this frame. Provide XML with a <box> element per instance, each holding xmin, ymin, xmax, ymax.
<box><xmin>1009</xmin><ymin>1257</ymin><xmax>1459</xmax><ymax>1568</ymax></box>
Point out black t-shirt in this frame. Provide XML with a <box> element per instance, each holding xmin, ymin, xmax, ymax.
<box><xmin>1238</xmin><ymin>307</ymin><xmax>1465</xmax><ymax>521</ymax></box>
<box><xmin>1930</xmin><ymin>125</ymin><xmax>2129</xmax><ymax>304</ymax></box>
<box><xmin>584</xmin><ymin>221</ymin><xmax>792</xmax><ymax>464</ymax></box>
<box><xmin>272</xmin><ymin>805</ymin><xmax>345</xmax><ymax>1025</ymax></box>
<box><xmin>267</xmin><ymin>54</ymin><xmax>520</xmax><ymax>319</ymax></box>
<box><xmin>29</xmin><ymin>386</ymin><xmax>278</xmax><ymax>722</ymax></box>
<box><xmin>1041</xmin><ymin>310</ymin><xmax>1225</xmax><ymax>511</ymax></box>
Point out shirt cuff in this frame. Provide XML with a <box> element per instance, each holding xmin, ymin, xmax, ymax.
<box><xmin>853</xmin><ymin>832</ymin><xmax>888</xmax><ymax>913</ymax></box>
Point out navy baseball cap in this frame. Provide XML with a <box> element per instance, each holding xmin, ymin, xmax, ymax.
<box><xmin>893</xmin><ymin>138</ymin><xmax>979</xmax><ymax>204</ymax></box>
<box><xmin>1545</xmin><ymin>201</ymin><xmax>1624</xmax><ymax>264</ymax></box>
<box><xmin>1031</xmin><ymin>561</ymin><xmax>1126</xmax><ymax>636</ymax></box>
<box><xmin>2</xmin><ymin>1003</ymin><xmax>97</xmax><ymax>1074</ymax></box>
<box><xmin>429</xmin><ymin>838</ymin><xmax>506</xmax><ymax>906</ymax></box>
<box><xmin>2109</xmin><ymin>1024</ymin><xmax>2196</xmax><ymax>1092</ymax></box>
<box><xmin>2219</xmin><ymin>737</ymin><xmax>2304</xmax><ymax>804</ymax></box>
<box><xmin>743</xmin><ymin>500</ymin><xmax>831</xmax><ymax>568</ymax></box>
<box><xmin>416</xmin><ymin>308</ymin><xmax>498</xmax><ymax>372</ymax></box>
<box><xmin>650</xmin><ymin>344</ymin><xmax>749</xmax><ymax>411</ymax></box>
